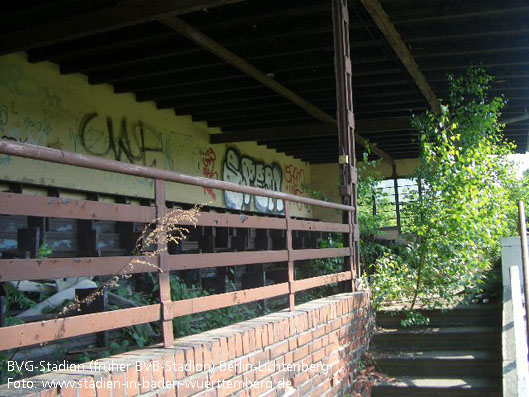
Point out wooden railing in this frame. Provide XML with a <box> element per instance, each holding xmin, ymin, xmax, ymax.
<box><xmin>0</xmin><ymin>140</ymin><xmax>359</xmax><ymax>351</ymax></box>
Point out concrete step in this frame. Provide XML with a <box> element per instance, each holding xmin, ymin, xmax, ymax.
<box><xmin>371</xmin><ymin>326</ymin><xmax>500</xmax><ymax>351</ymax></box>
<box><xmin>371</xmin><ymin>376</ymin><xmax>501</xmax><ymax>397</ymax></box>
<box><xmin>372</xmin><ymin>349</ymin><xmax>501</xmax><ymax>378</ymax></box>
<box><xmin>376</xmin><ymin>304</ymin><xmax>501</xmax><ymax>328</ymax></box>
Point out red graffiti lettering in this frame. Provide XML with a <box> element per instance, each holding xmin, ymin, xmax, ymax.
<box><xmin>199</xmin><ymin>148</ymin><xmax>218</xmax><ymax>200</ymax></box>
<box><xmin>284</xmin><ymin>164</ymin><xmax>309</xmax><ymax>211</ymax></box>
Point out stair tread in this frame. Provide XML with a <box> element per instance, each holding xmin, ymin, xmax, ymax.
<box><xmin>376</xmin><ymin>326</ymin><xmax>498</xmax><ymax>335</ymax></box>
<box><xmin>378</xmin><ymin>304</ymin><xmax>501</xmax><ymax>314</ymax></box>
<box><xmin>372</xmin><ymin>349</ymin><xmax>498</xmax><ymax>360</ymax></box>
<box><xmin>376</xmin><ymin>376</ymin><xmax>500</xmax><ymax>389</ymax></box>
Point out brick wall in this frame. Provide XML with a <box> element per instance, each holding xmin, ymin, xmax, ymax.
<box><xmin>0</xmin><ymin>292</ymin><xmax>373</xmax><ymax>397</ymax></box>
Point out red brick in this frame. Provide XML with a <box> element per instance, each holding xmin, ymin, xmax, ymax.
<box><xmin>254</xmin><ymin>363</ymin><xmax>275</xmax><ymax>382</ymax></box>
<box><xmin>312</xmin><ymin>325</ymin><xmax>326</xmax><ymax>339</ymax></box>
<box><xmin>184</xmin><ymin>346</ymin><xmax>196</xmax><ymax>376</ymax></box>
<box><xmin>218</xmin><ymin>337</ymin><xmax>229</xmax><ymax>362</ymax></box>
<box><xmin>110</xmin><ymin>373</ymin><xmax>125</xmax><ymax>397</ymax></box>
<box><xmin>292</xmin><ymin>346</ymin><xmax>309</xmax><ymax>362</ymax></box>
<box><xmin>297</xmin><ymin>331</ymin><xmax>312</xmax><ymax>347</ymax></box>
<box><xmin>274</xmin><ymin>322</ymin><xmax>283</xmax><ymax>341</ymax></box>
<box><xmin>193</xmin><ymin>344</ymin><xmax>204</xmax><ymax>370</ymax></box>
<box><xmin>125</xmin><ymin>365</ymin><xmax>139</xmax><ymax>397</ymax></box>
<box><xmin>298</xmin><ymin>378</ymin><xmax>313</xmax><ymax>396</ymax></box>
<box><xmin>248</xmin><ymin>375</ymin><xmax>273</xmax><ymax>397</ymax></box>
<box><xmin>194</xmin><ymin>390</ymin><xmax>216</xmax><ymax>397</ymax></box>
<box><xmin>59</xmin><ymin>384</ymin><xmax>77</xmax><ymax>397</ymax></box>
<box><xmin>235</xmin><ymin>333</ymin><xmax>244</xmax><ymax>357</ymax></box>
<box><xmin>288</xmin><ymin>317</ymin><xmax>296</xmax><ymax>337</ymax></box>
<box><xmin>211</xmin><ymin>339</ymin><xmax>221</xmax><ymax>366</ymax></box>
<box><xmin>173</xmin><ymin>350</ymin><xmax>186</xmax><ymax>380</ymax></box>
<box><xmin>267</xmin><ymin>323</ymin><xmax>274</xmax><ymax>345</ymax></box>
<box><xmin>260</xmin><ymin>325</ymin><xmax>269</xmax><ymax>348</ymax></box>
<box><xmin>210</xmin><ymin>364</ymin><xmax>236</xmax><ymax>383</ymax></box>
<box><xmin>77</xmin><ymin>376</ymin><xmax>96</xmax><ymax>397</ymax></box>
<box><xmin>254</xmin><ymin>327</ymin><xmax>262</xmax><ymax>350</ymax></box>
<box><xmin>291</xmin><ymin>371</ymin><xmax>309</xmax><ymax>387</ymax></box>
<box><xmin>217</xmin><ymin>375</ymin><xmax>243</xmax><ymax>397</ymax></box>
<box><xmin>227</xmin><ymin>335</ymin><xmax>237</xmax><ymax>360</ymax></box>
<box><xmin>248</xmin><ymin>350</ymin><xmax>269</xmax><ymax>367</ymax></box>
<box><xmin>157</xmin><ymin>388</ymin><xmax>176</xmax><ymax>397</ymax></box>
<box><xmin>162</xmin><ymin>355</ymin><xmax>176</xmax><ymax>384</ymax></box>
<box><xmin>236</xmin><ymin>357</ymin><xmax>250</xmax><ymax>375</ymax></box>
<box><xmin>288</xmin><ymin>337</ymin><xmax>297</xmax><ymax>351</ymax></box>
<box><xmin>39</xmin><ymin>389</ymin><xmax>57</xmax><ymax>397</ymax></box>
<box><xmin>312</xmin><ymin>347</ymin><xmax>325</xmax><ymax>364</ymax></box>
<box><xmin>151</xmin><ymin>358</ymin><xmax>164</xmax><ymax>388</ymax></box>
<box><xmin>268</xmin><ymin>340</ymin><xmax>288</xmax><ymax>359</ymax></box>
<box><xmin>176</xmin><ymin>372</ymin><xmax>208</xmax><ymax>397</ymax></box>
<box><xmin>202</xmin><ymin>344</ymin><xmax>212</xmax><ymax>368</ymax></box>
<box><xmin>95</xmin><ymin>374</ymin><xmax>112</xmax><ymax>397</ymax></box>
<box><xmin>242</xmin><ymin>330</ymin><xmax>251</xmax><ymax>355</ymax></box>
<box><xmin>249</xmin><ymin>328</ymin><xmax>257</xmax><ymax>351</ymax></box>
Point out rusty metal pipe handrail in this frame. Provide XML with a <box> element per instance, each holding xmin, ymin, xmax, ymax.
<box><xmin>0</xmin><ymin>140</ymin><xmax>354</xmax><ymax>212</ymax></box>
<box><xmin>518</xmin><ymin>201</ymin><xmax>529</xmax><ymax>347</ymax></box>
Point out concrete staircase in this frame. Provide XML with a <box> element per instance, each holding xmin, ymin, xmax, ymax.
<box><xmin>370</xmin><ymin>305</ymin><xmax>502</xmax><ymax>396</ymax></box>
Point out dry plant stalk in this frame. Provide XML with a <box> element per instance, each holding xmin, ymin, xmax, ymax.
<box><xmin>59</xmin><ymin>205</ymin><xmax>201</xmax><ymax>316</ymax></box>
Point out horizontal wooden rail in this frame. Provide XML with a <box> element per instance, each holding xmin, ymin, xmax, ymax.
<box><xmin>0</xmin><ymin>256</ymin><xmax>154</xmax><ymax>281</ymax></box>
<box><xmin>0</xmin><ymin>140</ymin><xmax>355</xmax><ymax>212</ymax></box>
<box><xmin>193</xmin><ymin>212</ymin><xmax>286</xmax><ymax>229</ymax></box>
<box><xmin>292</xmin><ymin>271</ymin><xmax>352</xmax><ymax>292</ymax></box>
<box><xmin>0</xmin><ymin>192</ymin><xmax>156</xmax><ymax>223</ymax></box>
<box><xmin>166</xmin><ymin>283</ymin><xmax>290</xmax><ymax>317</ymax></box>
<box><xmin>0</xmin><ymin>248</ymin><xmax>350</xmax><ymax>281</ymax></box>
<box><xmin>166</xmin><ymin>250</ymin><xmax>288</xmax><ymax>271</ymax></box>
<box><xmin>0</xmin><ymin>251</ymin><xmax>291</xmax><ymax>281</ymax></box>
<box><xmin>0</xmin><ymin>192</ymin><xmax>347</xmax><ymax>233</ymax></box>
<box><xmin>291</xmin><ymin>247</ymin><xmax>349</xmax><ymax>261</ymax></box>
<box><xmin>0</xmin><ymin>304</ymin><xmax>161</xmax><ymax>351</ymax></box>
<box><xmin>290</xmin><ymin>219</ymin><xmax>349</xmax><ymax>233</ymax></box>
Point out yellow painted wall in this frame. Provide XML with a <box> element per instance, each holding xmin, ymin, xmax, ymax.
<box><xmin>0</xmin><ymin>53</ymin><xmax>313</xmax><ymax>217</ymax></box>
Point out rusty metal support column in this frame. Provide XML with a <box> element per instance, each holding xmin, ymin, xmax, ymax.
<box><xmin>155</xmin><ymin>179</ymin><xmax>174</xmax><ymax>347</ymax></box>
<box><xmin>332</xmin><ymin>0</ymin><xmax>359</xmax><ymax>290</ymax></box>
<box><xmin>392</xmin><ymin>164</ymin><xmax>401</xmax><ymax>231</ymax></box>
<box><xmin>285</xmin><ymin>202</ymin><xmax>295</xmax><ymax>310</ymax></box>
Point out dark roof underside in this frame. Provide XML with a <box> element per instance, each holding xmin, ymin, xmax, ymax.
<box><xmin>1</xmin><ymin>0</ymin><xmax>528</xmax><ymax>163</ymax></box>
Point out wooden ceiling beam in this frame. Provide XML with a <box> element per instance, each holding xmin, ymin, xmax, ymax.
<box><xmin>0</xmin><ymin>0</ymin><xmax>246</xmax><ymax>55</ymax></box>
<box><xmin>159</xmin><ymin>16</ymin><xmax>335</xmax><ymax>124</ymax></box>
<box><xmin>159</xmin><ymin>15</ymin><xmax>395</xmax><ymax>163</ymax></box>
<box><xmin>211</xmin><ymin>118</ymin><xmax>412</xmax><ymax>144</ymax></box>
<box><xmin>360</xmin><ymin>0</ymin><xmax>441</xmax><ymax>113</ymax></box>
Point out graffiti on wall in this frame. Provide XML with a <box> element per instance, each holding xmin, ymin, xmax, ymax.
<box><xmin>284</xmin><ymin>164</ymin><xmax>310</xmax><ymax>212</ymax></box>
<box><xmin>78</xmin><ymin>112</ymin><xmax>195</xmax><ymax>170</ymax></box>
<box><xmin>199</xmin><ymin>148</ymin><xmax>218</xmax><ymax>200</ymax></box>
<box><xmin>222</xmin><ymin>147</ymin><xmax>284</xmax><ymax>214</ymax></box>
<box><xmin>0</xmin><ymin>103</ymin><xmax>51</xmax><ymax>146</ymax></box>
<box><xmin>79</xmin><ymin>113</ymin><xmax>163</xmax><ymax>167</ymax></box>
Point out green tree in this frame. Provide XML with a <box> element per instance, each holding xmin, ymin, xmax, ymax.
<box><xmin>371</xmin><ymin>67</ymin><xmax>519</xmax><ymax>314</ymax></box>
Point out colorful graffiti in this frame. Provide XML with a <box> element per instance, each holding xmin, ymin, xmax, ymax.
<box><xmin>284</xmin><ymin>164</ymin><xmax>309</xmax><ymax>211</ymax></box>
<box><xmin>199</xmin><ymin>148</ymin><xmax>218</xmax><ymax>200</ymax></box>
<box><xmin>222</xmin><ymin>147</ymin><xmax>284</xmax><ymax>214</ymax></box>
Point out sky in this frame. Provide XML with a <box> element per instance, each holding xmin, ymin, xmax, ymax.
<box><xmin>509</xmin><ymin>153</ymin><xmax>529</xmax><ymax>178</ymax></box>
